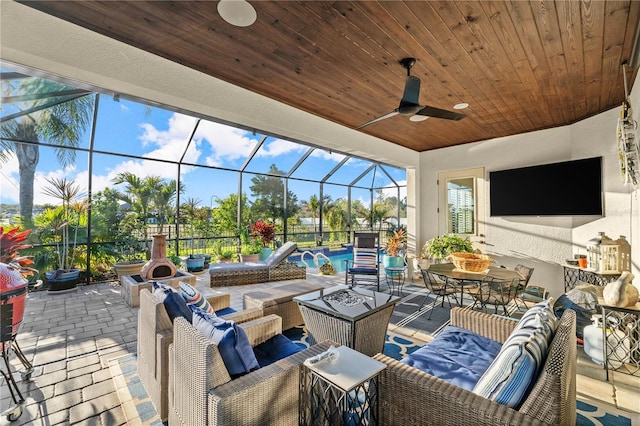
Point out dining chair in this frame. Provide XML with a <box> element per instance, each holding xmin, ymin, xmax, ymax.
<box><xmin>417</xmin><ymin>267</ymin><xmax>459</xmax><ymax>319</ymax></box>
<box><xmin>467</xmin><ymin>277</ymin><xmax>520</xmax><ymax>315</ymax></box>
<box><xmin>513</xmin><ymin>264</ymin><xmax>535</xmax><ymax>309</ymax></box>
<box><xmin>345</xmin><ymin>232</ymin><xmax>381</xmax><ymax>291</ymax></box>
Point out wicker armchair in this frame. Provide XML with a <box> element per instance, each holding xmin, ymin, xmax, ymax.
<box><xmin>373</xmin><ymin>307</ymin><xmax>576</xmax><ymax>426</ymax></box>
<box><xmin>137</xmin><ymin>289</ymin><xmax>263</xmax><ymax>421</ymax></box>
<box><xmin>168</xmin><ymin>315</ymin><xmax>330</xmax><ymax>426</ymax></box>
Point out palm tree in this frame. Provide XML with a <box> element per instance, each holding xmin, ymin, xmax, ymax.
<box><xmin>308</xmin><ymin>194</ymin><xmax>319</xmax><ymax>232</ymax></box>
<box><xmin>152</xmin><ymin>179</ymin><xmax>182</xmax><ymax>234</ymax></box>
<box><xmin>1</xmin><ymin>76</ymin><xmax>94</xmax><ymax>228</ymax></box>
<box><xmin>112</xmin><ymin>172</ymin><xmax>159</xmax><ymax>254</ymax></box>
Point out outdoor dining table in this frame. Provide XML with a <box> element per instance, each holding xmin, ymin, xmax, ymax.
<box><xmin>427</xmin><ymin>263</ymin><xmax>525</xmax><ymax>307</ymax></box>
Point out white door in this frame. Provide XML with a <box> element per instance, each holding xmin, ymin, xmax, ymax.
<box><xmin>437</xmin><ymin>167</ymin><xmax>486</xmax><ymax>250</ymax></box>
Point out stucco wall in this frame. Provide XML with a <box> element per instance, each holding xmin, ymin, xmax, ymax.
<box><xmin>419</xmin><ymin>72</ymin><xmax>640</xmax><ymax>298</ymax></box>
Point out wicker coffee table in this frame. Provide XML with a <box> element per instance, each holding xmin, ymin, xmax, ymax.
<box><xmin>294</xmin><ymin>285</ymin><xmax>399</xmax><ymax>357</ymax></box>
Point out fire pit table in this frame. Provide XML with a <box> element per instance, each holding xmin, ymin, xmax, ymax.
<box><xmin>294</xmin><ymin>285</ymin><xmax>399</xmax><ymax>357</ymax></box>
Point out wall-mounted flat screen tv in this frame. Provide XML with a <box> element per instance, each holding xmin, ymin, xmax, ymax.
<box><xmin>489</xmin><ymin>157</ymin><xmax>603</xmax><ymax>216</ymax></box>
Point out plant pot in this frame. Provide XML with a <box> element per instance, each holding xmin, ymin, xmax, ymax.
<box><xmin>113</xmin><ymin>261</ymin><xmax>145</xmax><ymax>279</ymax></box>
<box><xmin>240</xmin><ymin>253</ymin><xmax>260</xmax><ymax>262</ymax></box>
<box><xmin>193</xmin><ymin>253</ymin><xmax>212</xmax><ymax>268</ymax></box>
<box><xmin>382</xmin><ymin>255</ymin><xmax>404</xmax><ymax>268</ymax></box>
<box><xmin>46</xmin><ymin>269</ymin><xmax>80</xmax><ymax>292</ymax></box>
<box><xmin>259</xmin><ymin>247</ymin><xmax>273</xmax><ymax>261</ymax></box>
<box><xmin>186</xmin><ymin>255</ymin><xmax>205</xmax><ymax>272</ymax></box>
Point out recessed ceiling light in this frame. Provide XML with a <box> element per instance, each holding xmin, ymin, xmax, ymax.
<box><xmin>217</xmin><ymin>0</ymin><xmax>257</xmax><ymax>27</ymax></box>
<box><xmin>453</xmin><ymin>102</ymin><xmax>469</xmax><ymax>110</ymax></box>
<box><xmin>410</xmin><ymin>115</ymin><xmax>429</xmax><ymax>122</ymax></box>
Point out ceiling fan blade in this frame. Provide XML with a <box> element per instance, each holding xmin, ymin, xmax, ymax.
<box><xmin>400</xmin><ymin>75</ymin><xmax>421</xmax><ymax>106</ymax></box>
<box><xmin>356</xmin><ymin>109</ymin><xmax>400</xmax><ymax>129</ymax></box>
<box><xmin>415</xmin><ymin>105</ymin><xmax>466</xmax><ymax>121</ymax></box>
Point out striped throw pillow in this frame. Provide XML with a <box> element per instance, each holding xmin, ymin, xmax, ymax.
<box><xmin>179</xmin><ymin>282</ymin><xmax>214</xmax><ymax>314</ymax></box>
<box><xmin>472</xmin><ymin>308</ymin><xmax>554</xmax><ymax>408</ymax></box>
<box><xmin>353</xmin><ymin>248</ymin><xmax>378</xmax><ymax>269</ymax></box>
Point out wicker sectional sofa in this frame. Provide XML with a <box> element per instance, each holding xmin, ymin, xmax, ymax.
<box><xmin>373</xmin><ymin>306</ymin><xmax>577</xmax><ymax>425</ymax></box>
<box><xmin>168</xmin><ymin>314</ymin><xmax>330</xmax><ymax>425</ymax></box>
<box><xmin>209</xmin><ymin>241</ymin><xmax>306</xmax><ymax>287</ymax></box>
<box><xmin>137</xmin><ymin>289</ymin><xmax>263</xmax><ymax>421</ymax></box>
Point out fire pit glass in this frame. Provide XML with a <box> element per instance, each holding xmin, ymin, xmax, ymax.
<box><xmin>323</xmin><ymin>291</ymin><xmax>366</xmax><ymax>307</ymax></box>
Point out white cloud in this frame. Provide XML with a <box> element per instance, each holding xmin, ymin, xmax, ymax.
<box><xmin>139</xmin><ymin>114</ymin><xmax>201</xmax><ymax>163</ymax></box>
<box><xmin>259</xmin><ymin>138</ymin><xmax>307</xmax><ymax>157</ymax></box>
<box><xmin>0</xmin><ymin>150</ymin><xmax>20</xmax><ymax>203</ymax></box>
<box><xmin>197</xmin><ymin>121</ymin><xmax>258</xmax><ymax>167</ymax></box>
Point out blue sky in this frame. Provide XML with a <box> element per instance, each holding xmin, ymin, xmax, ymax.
<box><xmin>1</xmin><ymin>82</ymin><xmax>406</xmax><ymax>209</ymax></box>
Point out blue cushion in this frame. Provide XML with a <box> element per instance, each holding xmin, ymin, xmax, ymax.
<box><xmin>190</xmin><ymin>306</ymin><xmax>259</xmax><ymax>378</ymax></box>
<box><xmin>152</xmin><ymin>282</ymin><xmax>191</xmax><ymax>322</ymax></box>
<box><xmin>253</xmin><ymin>333</ymin><xmax>303</xmax><ymax>367</ymax></box>
<box><xmin>401</xmin><ymin>325</ymin><xmax>502</xmax><ymax>391</ymax></box>
<box><xmin>215</xmin><ymin>307</ymin><xmax>237</xmax><ymax>317</ymax></box>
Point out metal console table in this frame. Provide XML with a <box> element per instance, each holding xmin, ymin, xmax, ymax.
<box><xmin>563</xmin><ymin>265</ymin><xmax>621</xmax><ymax>292</ymax></box>
<box><xmin>600</xmin><ymin>302</ymin><xmax>640</xmax><ymax>380</ymax></box>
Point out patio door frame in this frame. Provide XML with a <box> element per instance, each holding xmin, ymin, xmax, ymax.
<box><xmin>437</xmin><ymin>167</ymin><xmax>486</xmax><ymax>250</ymax></box>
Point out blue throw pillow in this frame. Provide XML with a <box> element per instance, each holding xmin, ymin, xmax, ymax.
<box><xmin>253</xmin><ymin>333</ymin><xmax>302</xmax><ymax>368</ymax></box>
<box><xmin>152</xmin><ymin>282</ymin><xmax>191</xmax><ymax>322</ymax></box>
<box><xmin>190</xmin><ymin>306</ymin><xmax>259</xmax><ymax>378</ymax></box>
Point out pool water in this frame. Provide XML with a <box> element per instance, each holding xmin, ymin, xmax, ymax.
<box><xmin>297</xmin><ymin>252</ymin><xmax>352</xmax><ymax>273</ymax></box>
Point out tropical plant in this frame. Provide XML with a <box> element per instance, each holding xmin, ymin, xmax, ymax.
<box><xmin>385</xmin><ymin>228</ymin><xmax>407</xmax><ymax>257</ymax></box>
<box><xmin>251</xmin><ymin>220</ymin><xmax>275</xmax><ymax>247</ymax></box>
<box><xmin>0</xmin><ymin>77</ymin><xmax>94</xmax><ymax>228</ymax></box>
<box><xmin>41</xmin><ymin>177</ymin><xmax>88</xmax><ymax>271</ymax></box>
<box><xmin>112</xmin><ymin>173</ymin><xmax>182</xmax><ymax>256</ymax></box>
<box><xmin>0</xmin><ymin>226</ymin><xmax>37</xmax><ymax>277</ymax></box>
<box><xmin>241</xmin><ymin>239</ymin><xmax>262</xmax><ymax>255</ymax></box>
<box><xmin>422</xmin><ymin>234</ymin><xmax>474</xmax><ymax>260</ymax></box>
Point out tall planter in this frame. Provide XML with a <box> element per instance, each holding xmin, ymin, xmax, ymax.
<box><xmin>259</xmin><ymin>247</ymin><xmax>273</xmax><ymax>261</ymax></box>
<box><xmin>382</xmin><ymin>254</ymin><xmax>404</xmax><ymax>268</ymax></box>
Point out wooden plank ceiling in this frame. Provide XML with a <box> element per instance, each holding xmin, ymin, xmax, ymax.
<box><xmin>19</xmin><ymin>1</ymin><xmax>640</xmax><ymax>152</ymax></box>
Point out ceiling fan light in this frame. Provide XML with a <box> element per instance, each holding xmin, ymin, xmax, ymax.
<box><xmin>217</xmin><ymin>0</ymin><xmax>257</xmax><ymax>27</ymax></box>
<box><xmin>453</xmin><ymin>102</ymin><xmax>469</xmax><ymax>110</ymax></box>
<box><xmin>410</xmin><ymin>115</ymin><xmax>429</xmax><ymax>122</ymax></box>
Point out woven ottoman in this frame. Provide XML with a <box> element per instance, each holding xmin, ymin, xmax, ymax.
<box><xmin>243</xmin><ymin>280</ymin><xmax>323</xmax><ymax>330</ymax></box>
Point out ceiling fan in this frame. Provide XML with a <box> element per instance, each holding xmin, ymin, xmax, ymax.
<box><xmin>356</xmin><ymin>58</ymin><xmax>466</xmax><ymax>129</ymax></box>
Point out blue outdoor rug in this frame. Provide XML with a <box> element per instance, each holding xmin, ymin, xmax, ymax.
<box><xmin>109</xmin><ymin>327</ymin><xmax>637</xmax><ymax>426</ymax></box>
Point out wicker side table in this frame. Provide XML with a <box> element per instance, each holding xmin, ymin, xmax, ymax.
<box><xmin>294</xmin><ymin>285</ymin><xmax>399</xmax><ymax>357</ymax></box>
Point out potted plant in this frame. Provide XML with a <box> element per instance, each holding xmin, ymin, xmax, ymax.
<box><xmin>422</xmin><ymin>234</ymin><xmax>474</xmax><ymax>262</ymax></box>
<box><xmin>112</xmin><ymin>237</ymin><xmax>146</xmax><ymax>278</ymax></box>
<box><xmin>251</xmin><ymin>220</ymin><xmax>275</xmax><ymax>260</ymax></box>
<box><xmin>40</xmin><ymin>177</ymin><xmax>88</xmax><ymax>292</ymax></box>
<box><xmin>111</xmin><ymin>213</ymin><xmax>147</xmax><ymax>278</ymax></box>
<box><xmin>240</xmin><ymin>238</ymin><xmax>262</xmax><ymax>262</ymax></box>
<box><xmin>0</xmin><ymin>226</ymin><xmax>38</xmax><ymax>278</ymax></box>
<box><xmin>216</xmin><ymin>249</ymin><xmax>236</xmax><ymax>263</ymax></box>
<box><xmin>383</xmin><ymin>228</ymin><xmax>406</xmax><ymax>268</ymax></box>
<box><xmin>319</xmin><ymin>261</ymin><xmax>335</xmax><ymax>275</ymax></box>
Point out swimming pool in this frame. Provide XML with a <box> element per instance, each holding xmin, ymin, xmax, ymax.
<box><xmin>292</xmin><ymin>249</ymin><xmax>353</xmax><ymax>273</ymax></box>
